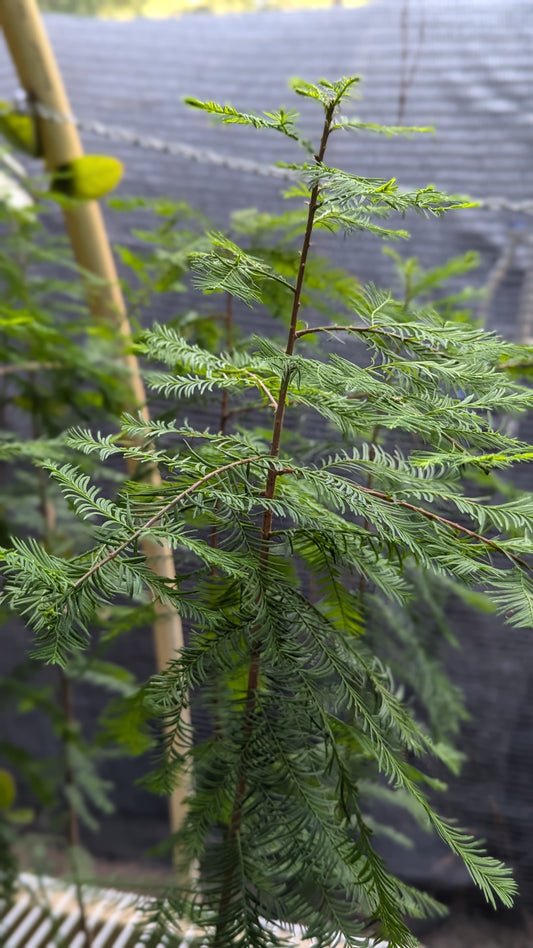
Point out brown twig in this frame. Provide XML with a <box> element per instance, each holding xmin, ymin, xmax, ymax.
<box><xmin>294</xmin><ymin>323</ymin><xmax>442</xmax><ymax>354</ymax></box>
<box><xmin>214</xmin><ymin>91</ymin><xmax>338</xmax><ymax>947</ymax></box>
<box><xmin>357</xmin><ymin>483</ymin><xmax>531</xmax><ymax>570</ymax></box>
<box><xmin>71</xmin><ymin>455</ymin><xmax>261</xmax><ymax>592</ymax></box>
<box><xmin>244</xmin><ymin>372</ymin><xmax>278</xmax><ymax>411</ymax></box>
<box><xmin>295</xmin><ymin>323</ymin><xmax>387</xmax><ymax>339</ymax></box>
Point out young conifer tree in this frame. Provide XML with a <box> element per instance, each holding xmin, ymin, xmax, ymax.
<box><xmin>2</xmin><ymin>76</ymin><xmax>533</xmax><ymax>947</ymax></box>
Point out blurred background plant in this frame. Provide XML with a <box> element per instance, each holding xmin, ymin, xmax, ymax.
<box><xmin>0</xmin><ymin>161</ymin><xmax>144</xmax><ymax>901</ymax></box>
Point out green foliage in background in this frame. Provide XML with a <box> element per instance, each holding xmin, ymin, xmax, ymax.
<box><xmin>0</xmin><ymin>165</ymin><xmax>146</xmax><ymax>899</ymax></box>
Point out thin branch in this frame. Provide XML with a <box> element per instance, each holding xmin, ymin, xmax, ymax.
<box><xmin>270</xmin><ymin>271</ymin><xmax>297</xmax><ymax>295</ymax></box>
<box><xmin>294</xmin><ymin>323</ymin><xmax>442</xmax><ymax>352</ymax></box>
<box><xmin>261</xmin><ymin>113</ymin><xmax>333</xmax><ymax>503</ymax></box>
<box><xmin>358</xmin><ymin>484</ymin><xmax>532</xmax><ymax>570</ymax></box>
<box><xmin>71</xmin><ymin>454</ymin><xmax>262</xmax><ymax>591</ymax></box>
<box><xmin>214</xmin><ymin>97</ymin><xmax>338</xmax><ymax>948</ymax></box>
<box><xmin>245</xmin><ymin>371</ymin><xmax>278</xmax><ymax>410</ymax></box>
<box><xmin>295</xmin><ymin>323</ymin><xmax>375</xmax><ymax>339</ymax></box>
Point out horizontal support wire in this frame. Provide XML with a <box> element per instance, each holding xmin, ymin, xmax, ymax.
<box><xmin>7</xmin><ymin>95</ymin><xmax>296</xmax><ymax>180</ymax></box>
<box><xmin>2</xmin><ymin>94</ymin><xmax>533</xmax><ymax>211</ymax></box>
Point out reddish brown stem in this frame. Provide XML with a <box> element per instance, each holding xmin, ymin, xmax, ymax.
<box><xmin>294</xmin><ymin>323</ymin><xmax>442</xmax><ymax>354</ymax></box>
<box><xmin>214</xmin><ymin>104</ymin><xmax>335</xmax><ymax>945</ymax></box>
<box><xmin>357</xmin><ymin>484</ymin><xmax>531</xmax><ymax>570</ymax></box>
<box><xmin>71</xmin><ymin>455</ymin><xmax>260</xmax><ymax>591</ymax></box>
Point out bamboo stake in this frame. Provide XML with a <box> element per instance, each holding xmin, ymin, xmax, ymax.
<box><xmin>0</xmin><ymin>0</ymin><xmax>190</xmax><ymax>861</ymax></box>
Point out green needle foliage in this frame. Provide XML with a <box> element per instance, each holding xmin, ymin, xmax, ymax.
<box><xmin>2</xmin><ymin>76</ymin><xmax>533</xmax><ymax>946</ymax></box>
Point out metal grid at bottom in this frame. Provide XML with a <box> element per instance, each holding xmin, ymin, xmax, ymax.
<box><xmin>0</xmin><ymin>873</ymin><xmax>395</xmax><ymax>948</ymax></box>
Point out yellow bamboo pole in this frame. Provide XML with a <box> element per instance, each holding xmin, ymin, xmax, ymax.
<box><xmin>0</xmin><ymin>0</ymin><xmax>190</xmax><ymax>859</ymax></box>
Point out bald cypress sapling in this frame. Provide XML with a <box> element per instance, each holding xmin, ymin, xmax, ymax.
<box><xmin>3</xmin><ymin>76</ymin><xmax>533</xmax><ymax>947</ymax></box>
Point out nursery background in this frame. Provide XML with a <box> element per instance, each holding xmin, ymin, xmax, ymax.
<box><xmin>0</xmin><ymin>0</ymin><xmax>532</xmax><ymax>945</ymax></box>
